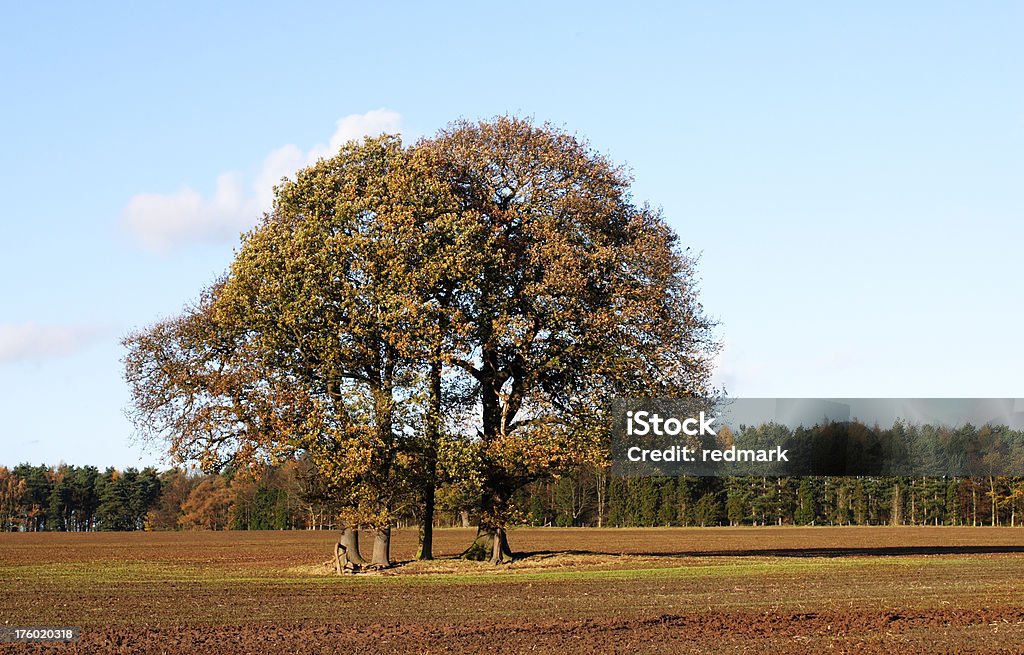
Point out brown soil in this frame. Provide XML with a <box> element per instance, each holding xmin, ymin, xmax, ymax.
<box><xmin>5</xmin><ymin>610</ymin><xmax>1024</xmax><ymax>655</ymax></box>
<box><xmin>2</xmin><ymin>527</ymin><xmax>1022</xmax><ymax>653</ymax></box>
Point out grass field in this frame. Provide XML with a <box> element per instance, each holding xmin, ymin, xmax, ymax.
<box><xmin>2</xmin><ymin>527</ymin><xmax>1023</xmax><ymax>653</ymax></box>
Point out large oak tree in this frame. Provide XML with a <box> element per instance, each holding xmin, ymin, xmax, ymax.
<box><xmin>124</xmin><ymin>117</ymin><xmax>717</xmax><ymax>566</ymax></box>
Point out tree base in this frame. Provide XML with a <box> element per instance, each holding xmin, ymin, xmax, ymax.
<box><xmin>461</xmin><ymin>526</ymin><xmax>513</xmax><ymax>564</ymax></box>
<box><xmin>371</xmin><ymin>526</ymin><xmax>392</xmax><ymax>568</ymax></box>
<box><xmin>340</xmin><ymin>527</ymin><xmax>367</xmax><ymax>566</ymax></box>
<box><xmin>417</xmin><ymin>522</ymin><xmax>434</xmax><ymax>560</ymax></box>
<box><xmin>332</xmin><ymin>541</ymin><xmax>362</xmax><ymax>575</ymax></box>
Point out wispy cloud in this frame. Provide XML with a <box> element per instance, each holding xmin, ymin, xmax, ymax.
<box><xmin>121</xmin><ymin>109</ymin><xmax>403</xmax><ymax>252</ymax></box>
<box><xmin>0</xmin><ymin>324</ymin><xmax>104</xmax><ymax>364</ymax></box>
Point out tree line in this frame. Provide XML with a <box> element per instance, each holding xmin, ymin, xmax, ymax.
<box><xmin>542</xmin><ymin>473</ymin><xmax>1024</xmax><ymax>528</ymax></box>
<box><xmin>5</xmin><ymin>461</ymin><xmax>1023</xmax><ymax>532</ymax></box>
<box><xmin>0</xmin><ymin>464</ymin><xmax>160</xmax><ymax>532</ymax></box>
<box><xmin>0</xmin><ymin>460</ymin><xmax>335</xmax><ymax>532</ymax></box>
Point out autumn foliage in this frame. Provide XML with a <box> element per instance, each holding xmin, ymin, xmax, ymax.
<box><xmin>122</xmin><ymin>117</ymin><xmax>717</xmax><ymax>565</ymax></box>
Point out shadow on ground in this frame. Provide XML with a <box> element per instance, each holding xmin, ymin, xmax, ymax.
<box><xmin>518</xmin><ymin>545</ymin><xmax>1024</xmax><ymax>558</ymax></box>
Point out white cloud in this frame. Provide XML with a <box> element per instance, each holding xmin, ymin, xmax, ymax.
<box><xmin>0</xmin><ymin>324</ymin><xmax>104</xmax><ymax>364</ymax></box>
<box><xmin>122</xmin><ymin>109</ymin><xmax>403</xmax><ymax>252</ymax></box>
<box><xmin>122</xmin><ymin>172</ymin><xmax>256</xmax><ymax>252</ymax></box>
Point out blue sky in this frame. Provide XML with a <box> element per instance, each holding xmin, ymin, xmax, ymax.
<box><xmin>2</xmin><ymin>2</ymin><xmax>1022</xmax><ymax>468</ymax></box>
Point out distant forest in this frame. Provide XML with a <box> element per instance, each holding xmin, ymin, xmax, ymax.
<box><xmin>3</xmin><ymin>461</ymin><xmax>1023</xmax><ymax>532</ymax></box>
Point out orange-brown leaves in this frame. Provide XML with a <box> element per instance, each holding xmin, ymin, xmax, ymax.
<box><xmin>123</xmin><ymin>118</ymin><xmax>718</xmax><ymax>531</ymax></box>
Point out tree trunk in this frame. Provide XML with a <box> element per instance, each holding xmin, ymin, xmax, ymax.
<box><xmin>333</xmin><ymin>541</ymin><xmax>362</xmax><ymax>574</ymax></box>
<box><xmin>417</xmin><ymin>357</ymin><xmax>442</xmax><ymax>561</ymax></box>
<box><xmin>972</xmin><ymin>483</ymin><xmax>977</xmax><ymax>526</ymax></box>
<box><xmin>340</xmin><ymin>527</ymin><xmax>367</xmax><ymax>565</ymax></box>
<box><xmin>460</xmin><ymin>510</ymin><xmax>471</xmax><ymax>528</ymax></box>
<box><xmin>462</xmin><ymin>525</ymin><xmax>513</xmax><ymax>564</ymax></box>
<box><xmin>891</xmin><ymin>482</ymin><xmax>902</xmax><ymax>526</ymax></box>
<box><xmin>371</xmin><ymin>526</ymin><xmax>392</xmax><ymax>567</ymax></box>
<box><xmin>418</xmin><ymin>486</ymin><xmax>435</xmax><ymax>560</ymax></box>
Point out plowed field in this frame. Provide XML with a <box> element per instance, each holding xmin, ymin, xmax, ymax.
<box><xmin>2</xmin><ymin>527</ymin><xmax>1023</xmax><ymax>653</ymax></box>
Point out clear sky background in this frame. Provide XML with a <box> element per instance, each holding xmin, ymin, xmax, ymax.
<box><xmin>1</xmin><ymin>2</ymin><xmax>1021</xmax><ymax>468</ymax></box>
